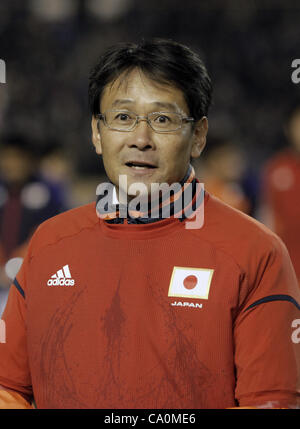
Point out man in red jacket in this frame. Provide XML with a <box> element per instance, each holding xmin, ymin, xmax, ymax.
<box><xmin>0</xmin><ymin>39</ymin><xmax>299</xmax><ymax>409</ymax></box>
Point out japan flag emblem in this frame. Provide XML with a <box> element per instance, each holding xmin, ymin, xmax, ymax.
<box><xmin>168</xmin><ymin>267</ymin><xmax>214</xmax><ymax>300</ymax></box>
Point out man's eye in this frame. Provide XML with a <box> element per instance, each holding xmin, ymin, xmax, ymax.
<box><xmin>155</xmin><ymin>115</ymin><xmax>170</xmax><ymax>123</ymax></box>
<box><xmin>115</xmin><ymin>113</ymin><xmax>131</xmax><ymax>121</ymax></box>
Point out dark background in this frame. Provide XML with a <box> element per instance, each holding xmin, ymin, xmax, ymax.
<box><xmin>0</xmin><ymin>0</ymin><xmax>300</xmax><ymax>176</ymax></box>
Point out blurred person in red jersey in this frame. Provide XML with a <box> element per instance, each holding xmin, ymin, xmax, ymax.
<box><xmin>260</xmin><ymin>100</ymin><xmax>300</xmax><ymax>285</ymax></box>
<box><xmin>194</xmin><ymin>136</ymin><xmax>251</xmax><ymax>214</ymax></box>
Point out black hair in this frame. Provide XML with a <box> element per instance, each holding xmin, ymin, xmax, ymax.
<box><xmin>88</xmin><ymin>38</ymin><xmax>212</xmax><ymax>121</ymax></box>
<box><xmin>0</xmin><ymin>134</ymin><xmax>37</xmax><ymax>155</ymax></box>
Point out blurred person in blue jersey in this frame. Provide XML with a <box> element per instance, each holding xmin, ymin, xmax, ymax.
<box><xmin>0</xmin><ymin>134</ymin><xmax>68</xmax><ymax>314</ymax></box>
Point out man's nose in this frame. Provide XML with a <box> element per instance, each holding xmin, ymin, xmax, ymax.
<box><xmin>127</xmin><ymin>118</ymin><xmax>155</xmax><ymax>150</ymax></box>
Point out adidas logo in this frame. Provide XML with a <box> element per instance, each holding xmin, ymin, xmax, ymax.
<box><xmin>47</xmin><ymin>265</ymin><xmax>75</xmax><ymax>286</ymax></box>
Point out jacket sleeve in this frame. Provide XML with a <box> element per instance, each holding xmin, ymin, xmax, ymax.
<box><xmin>233</xmin><ymin>236</ymin><xmax>300</xmax><ymax>408</ymax></box>
<box><xmin>0</xmin><ymin>271</ymin><xmax>33</xmax><ymax>408</ymax></box>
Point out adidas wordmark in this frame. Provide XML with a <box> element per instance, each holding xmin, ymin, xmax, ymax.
<box><xmin>47</xmin><ymin>265</ymin><xmax>75</xmax><ymax>286</ymax></box>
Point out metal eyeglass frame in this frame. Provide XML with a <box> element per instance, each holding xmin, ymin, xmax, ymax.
<box><xmin>96</xmin><ymin>110</ymin><xmax>195</xmax><ymax>133</ymax></box>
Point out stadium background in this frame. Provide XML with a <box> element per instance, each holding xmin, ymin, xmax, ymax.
<box><xmin>0</xmin><ymin>0</ymin><xmax>300</xmax><ymax>314</ymax></box>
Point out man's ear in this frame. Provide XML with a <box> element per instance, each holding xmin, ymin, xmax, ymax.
<box><xmin>190</xmin><ymin>116</ymin><xmax>208</xmax><ymax>159</ymax></box>
<box><xmin>91</xmin><ymin>116</ymin><xmax>102</xmax><ymax>155</ymax></box>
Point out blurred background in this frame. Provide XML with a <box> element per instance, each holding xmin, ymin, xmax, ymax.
<box><xmin>0</xmin><ymin>0</ymin><xmax>300</xmax><ymax>314</ymax></box>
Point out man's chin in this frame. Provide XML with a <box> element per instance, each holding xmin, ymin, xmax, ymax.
<box><xmin>115</xmin><ymin>174</ymin><xmax>152</xmax><ymax>197</ymax></box>
<box><xmin>120</xmin><ymin>184</ymin><xmax>153</xmax><ymax>203</ymax></box>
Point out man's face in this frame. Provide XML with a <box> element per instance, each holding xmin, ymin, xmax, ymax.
<box><xmin>91</xmin><ymin>69</ymin><xmax>208</xmax><ymax>199</ymax></box>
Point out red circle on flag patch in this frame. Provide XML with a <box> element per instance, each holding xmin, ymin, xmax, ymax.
<box><xmin>183</xmin><ymin>275</ymin><xmax>198</xmax><ymax>290</ymax></box>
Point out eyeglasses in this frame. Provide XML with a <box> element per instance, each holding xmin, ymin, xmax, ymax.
<box><xmin>96</xmin><ymin>110</ymin><xmax>194</xmax><ymax>133</ymax></box>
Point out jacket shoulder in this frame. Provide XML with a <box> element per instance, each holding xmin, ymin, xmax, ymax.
<box><xmin>198</xmin><ymin>193</ymin><xmax>286</xmax><ymax>267</ymax></box>
<box><xmin>29</xmin><ymin>203</ymin><xmax>98</xmax><ymax>253</ymax></box>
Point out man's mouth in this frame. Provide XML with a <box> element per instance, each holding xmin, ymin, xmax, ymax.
<box><xmin>125</xmin><ymin>161</ymin><xmax>157</xmax><ymax>170</ymax></box>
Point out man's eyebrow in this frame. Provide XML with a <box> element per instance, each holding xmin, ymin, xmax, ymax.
<box><xmin>111</xmin><ymin>99</ymin><xmax>134</xmax><ymax>107</ymax></box>
<box><xmin>150</xmin><ymin>101</ymin><xmax>179</xmax><ymax>111</ymax></box>
<box><xmin>111</xmin><ymin>99</ymin><xmax>179</xmax><ymax>111</ymax></box>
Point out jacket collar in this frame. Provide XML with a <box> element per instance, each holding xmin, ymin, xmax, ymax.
<box><xmin>96</xmin><ymin>164</ymin><xmax>202</xmax><ymax>224</ymax></box>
